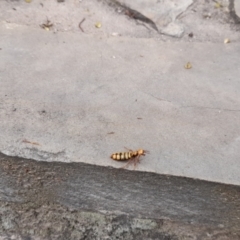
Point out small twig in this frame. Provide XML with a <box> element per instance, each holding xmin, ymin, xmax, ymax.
<box><xmin>22</xmin><ymin>139</ymin><xmax>40</xmax><ymax>146</ymax></box>
<box><xmin>79</xmin><ymin>18</ymin><xmax>86</xmax><ymax>32</ymax></box>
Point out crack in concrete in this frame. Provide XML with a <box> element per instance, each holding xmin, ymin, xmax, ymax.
<box><xmin>180</xmin><ymin>105</ymin><xmax>240</xmax><ymax>112</ymax></box>
<box><xmin>145</xmin><ymin>92</ymin><xmax>240</xmax><ymax>113</ymax></box>
<box><xmin>105</xmin><ymin>0</ymin><xmax>159</xmax><ymax>31</ymax></box>
<box><xmin>143</xmin><ymin>92</ymin><xmax>172</xmax><ymax>103</ymax></box>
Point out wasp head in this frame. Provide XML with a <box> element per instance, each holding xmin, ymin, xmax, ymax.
<box><xmin>137</xmin><ymin>149</ymin><xmax>149</xmax><ymax>156</ymax></box>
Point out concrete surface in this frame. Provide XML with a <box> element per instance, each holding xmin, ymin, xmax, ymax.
<box><xmin>0</xmin><ymin>153</ymin><xmax>240</xmax><ymax>239</ymax></box>
<box><xmin>0</xmin><ymin>0</ymin><xmax>240</xmax><ymax>187</ymax></box>
<box><xmin>1</xmin><ymin>21</ymin><xmax>240</xmax><ymax>185</ymax></box>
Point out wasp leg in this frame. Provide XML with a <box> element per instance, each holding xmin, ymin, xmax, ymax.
<box><xmin>133</xmin><ymin>155</ymin><xmax>140</xmax><ymax>169</ymax></box>
<box><xmin>124</xmin><ymin>147</ymin><xmax>133</xmax><ymax>152</ymax></box>
<box><xmin>120</xmin><ymin>158</ymin><xmax>134</xmax><ymax>169</ymax></box>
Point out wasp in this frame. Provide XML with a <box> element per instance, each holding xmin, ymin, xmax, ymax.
<box><xmin>110</xmin><ymin>148</ymin><xmax>149</xmax><ymax>169</ymax></box>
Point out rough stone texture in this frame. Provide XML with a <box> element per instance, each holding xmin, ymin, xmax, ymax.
<box><xmin>0</xmin><ymin>153</ymin><xmax>240</xmax><ymax>239</ymax></box>
<box><xmin>234</xmin><ymin>0</ymin><xmax>240</xmax><ymax>18</ymax></box>
<box><xmin>116</xmin><ymin>0</ymin><xmax>193</xmax><ymax>37</ymax></box>
<box><xmin>160</xmin><ymin>22</ymin><xmax>185</xmax><ymax>38</ymax></box>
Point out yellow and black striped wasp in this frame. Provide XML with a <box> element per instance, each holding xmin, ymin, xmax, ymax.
<box><xmin>110</xmin><ymin>147</ymin><xmax>149</xmax><ymax>169</ymax></box>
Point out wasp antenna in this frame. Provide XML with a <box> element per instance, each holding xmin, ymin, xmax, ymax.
<box><xmin>124</xmin><ymin>146</ymin><xmax>133</xmax><ymax>152</ymax></box>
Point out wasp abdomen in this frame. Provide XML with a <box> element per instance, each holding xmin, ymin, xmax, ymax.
<box><xmin>111</xmin><ymin>152</ymin><xmax>133</xmax><ymax>161</ymax></box>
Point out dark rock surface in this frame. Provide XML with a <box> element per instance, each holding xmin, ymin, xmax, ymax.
<box><xmin>0</xmin><ymin>153</ymin><xmax>240</xmax><ymax>239</ymax></box>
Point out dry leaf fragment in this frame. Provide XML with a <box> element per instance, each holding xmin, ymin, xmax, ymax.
<box><xmin>224</xmin><ymin>38</ymin><xmax>230</xmax><ymax>44</ymax></box>
<box><xmin>184</xmin><ymin>62</ymin><xmax>192</xmax><ymax>69</ymax></box>
<box><xmin>95</xmin><ymin>22</ymin><xmax>102</xmax><ymax>28</ymax></box>
<box><xmin>215</xmin><ymin>2</ymin><xmax>223</xmax><ymax>8</ymax></box>
<box><xmin>22</xmin><ymin>139</ymin><xmax>40</xmax><ymax>146</ymax></box>
<box><xmin>40</xmin><ymin>18</ymin><xmax>53</xmax><ymax>31</ymax></box>
<box><xmin>25</xmin><ymin>0</ymin><xmax>32</xmax><ymax>3</ymax></box>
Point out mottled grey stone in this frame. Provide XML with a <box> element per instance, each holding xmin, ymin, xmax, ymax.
<box><xmin>116</xmin><ymin>0</ymin><xmax>193</xmax><ymax>35</ymax></box>
<box><xmin>234</xmin><ymin>0</ymin><xmax>240</xmax><ymax>18</ymax></box>
<box><xmin>160</xmin><ymin>22</ymin><xmax>185</xmax><ymax>38</ymax></box>
<box><xmin>0</xmin><ymin>153</ymin><xmax>240</xmax><ymax>239</ymax></box>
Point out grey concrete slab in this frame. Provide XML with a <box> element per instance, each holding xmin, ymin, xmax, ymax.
<box><xmin>0</xmin><ymin>23</ymin><xmax>240</xmax><ymax>185</ymax></box>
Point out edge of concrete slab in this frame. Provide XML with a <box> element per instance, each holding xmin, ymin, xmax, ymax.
<box><xmin>0</xmin><ymin>153</ymin><xmax>240</xmax><ymax>239</ymax></box>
